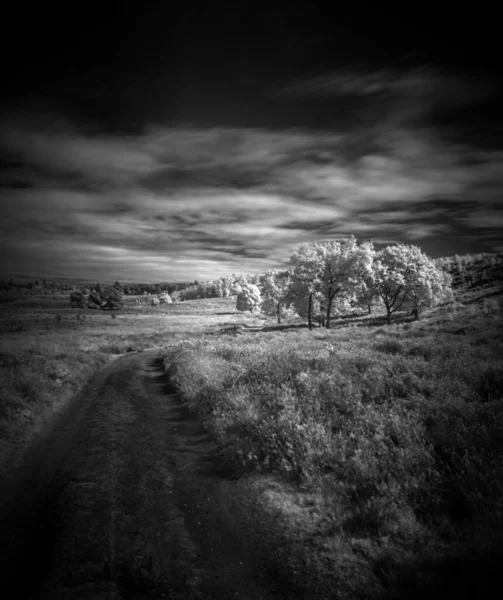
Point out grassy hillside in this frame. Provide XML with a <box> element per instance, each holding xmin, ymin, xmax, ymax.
<box><xmin>436</xmin><ymin>251</ymin><xmax>503</xmax><ymax>304</ymax></box>
<box><xmin>163</xmin><ymin>254</ymin><xmax>503</xmax><ymax>599</ymax></box>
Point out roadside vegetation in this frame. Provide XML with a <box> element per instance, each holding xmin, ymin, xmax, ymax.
<box><xmin>163</xmin><ymin>252</ymin><xmax>503</xmax><ymax>599</ymax></box>
<box><xmin>0</xmin><ymin>295</ymin><xmax>262</xmax><ymax>486</ymax></box>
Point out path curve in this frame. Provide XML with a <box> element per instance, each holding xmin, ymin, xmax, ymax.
<box><xmin>0</xmin><ymin>350</ymin><xmax>304</xmax><ymax>599</ymax></box>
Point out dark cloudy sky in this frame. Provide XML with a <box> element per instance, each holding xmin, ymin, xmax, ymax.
<box><xmin>1</xmin><ymin>2</ymin><xmax>501</xmax><ymax>282</ymax></box>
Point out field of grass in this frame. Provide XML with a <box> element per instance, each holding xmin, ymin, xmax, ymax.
<box><xmin>163</xmin><ymin>294</ymin><xmax>503</xmax><ymax>598</ymax></box>
<box><xmin>0</xmin><ymin>294</ymin><xmax>263</xmax><ymax>484</ymax></box>
<box><xmin>2</xmin><ymin>268</ymin><xmax>503</xmax><ymax>599</ymax></box>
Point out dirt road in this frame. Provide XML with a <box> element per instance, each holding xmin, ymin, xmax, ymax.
<box><xmin>0</xmin><ymin>350</ymin><xmax>305</xmax><ymax>599</ymax></box>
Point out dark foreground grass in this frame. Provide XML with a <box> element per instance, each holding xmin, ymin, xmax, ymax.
<box><xmin>164</xmin><ymin>308</ymin><xmax>503</xmax><ymax>599</ymax></box>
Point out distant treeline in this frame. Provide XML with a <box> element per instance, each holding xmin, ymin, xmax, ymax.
<box><xmin>0</xmin><ymin>279</ymin><xmax>195</xmax><ymax>296</ymax></box>
<box><xmin>2</xmin><ymin>251</ymin><xmax>502</xmax><ymax>300</ymax></box>
<box><xmin>119</xmin><ymin>282</ymin><xmax>193</xmax><ymax>295</ymax></box>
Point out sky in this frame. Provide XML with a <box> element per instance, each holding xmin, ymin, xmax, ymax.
<box><xmin>1</xmin><ymin>3</ymin><xmax>502</xmax><ymax>283</ymax></box>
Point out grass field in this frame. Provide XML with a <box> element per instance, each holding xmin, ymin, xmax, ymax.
<box><xmin>0</xmin><ymin>294</ymin><xmax>263</xmax><ymax>482</ymax></box>
<box><xmin>162</xmin><ymin>288</ymin><xmax>503</xmax><ymax>598</ymax></box>
<box><xmin>1</xmin><ymin>273</ymin><xmax>503</xmax><ymax>598</ymax></box>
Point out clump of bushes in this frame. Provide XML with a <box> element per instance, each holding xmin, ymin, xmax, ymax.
<box><xmin>70</xmin><ymin>285</ymin><xmax>123</xmax><ymax>310</ymax></box>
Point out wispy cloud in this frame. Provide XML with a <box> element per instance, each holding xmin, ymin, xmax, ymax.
<box><xmin>277</xmin><ymin>67</ymin><xmax>495</xmax><ymax>118</ymax></box>
<box><xmin>1</xmin><ymin>65</ymin><xmax>502</xmax><ymax>281</ymax></box>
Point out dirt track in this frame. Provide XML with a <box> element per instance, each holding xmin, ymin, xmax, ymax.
<box><xmin>0</xmin><ymin>350</ymin><xmax>305</xmax><ymax>599</ymax></box>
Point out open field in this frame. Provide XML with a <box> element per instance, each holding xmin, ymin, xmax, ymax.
<box><xmin>161</xmin><ymin>287</ymin><xmax>503</xmax><ymax>598</ymax></box>
<box><xmin>0</xmin><ymin>295</ymin><xmax>264</xmax><ymax>483</ymax></box>
<box><xmin>1</xmin><ymin>268</ymin><xmax>503</xmax><ymax>598</ymax></box>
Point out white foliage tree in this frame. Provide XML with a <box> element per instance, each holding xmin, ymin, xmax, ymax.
<box><xmin>259</xmin><ymin>269</ymin><xmax>293</xmax><ymax>324</ymax></box>
<box><xmin>158</xmin><ymin>292</ymin><xmax>172</xmax><ymax>304</ymax></box>
<box><xmin>369</xmin><ymin>243</ymin><xmax>453</xmax><ymax>324</ymax></box>
<box><xmin>231</xmin><ymin>274</ymin><xmax>249</xmax><ymax>296</ymax></box>
<box><xmin>286</xmin><ymin>279</ymin><xmax>325</xmax><ymax>327</ymax></box>
<box><xmin>218</xmin><ymin>275</ymin><xmax>235</xmax><ymax>297</ymax></box>
<box><xmin>315</xmin><ymin>236</ymin><xmax>374</xmax><ymax>329</ymax></box>
<box><xmin>354</xmin><ymin>286</ymin><xmax>380</xmax><ymax>314</ymax></box>
<box><xmin>290</xmin><ymin>236</ymin><xmax>374</xmax><ymax>329</ymax></box>
<box><xmin>236</xmin><ymin>283</ymin><xmax>262</xmax><ymax>313</ymax></box>
<box><xmin>403</xmin><ymin>253</ymin><xmax>453</xmax><ymax>320</ymax></box>
<box><xmin>212</xmin><ymin>279</ymin><xmax>224</xmax><ymax>298</ymax></box>
<box><xmin>289</xmin><ymin>242</ymin><xmax>324</xmax><ymax>329</ymax></box>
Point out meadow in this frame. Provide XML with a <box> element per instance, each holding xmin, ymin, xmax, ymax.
<box><xmin>163</xmin><ymin>297</ymin><xmax>503</xmax><ymax>598</ymax></box>
<box><xmin>1</xmin><ymin>273</ymin><xmax>503</xmax><ymax>598</ymax></box>
<box><xmin>0</xmin><ymin>294</ymin><xmax>263</xmax><ymax>483</ymax></box>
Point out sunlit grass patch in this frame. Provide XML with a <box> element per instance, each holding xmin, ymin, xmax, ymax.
<box><xmin>0</xmin><ymin>297</ymin><xmax>246</xmax><ymax>483</ymax></box>
<box><xmin>165</xmin><ymin>310</ymin><xmax>503</xmax><ymax>597</ymax></box>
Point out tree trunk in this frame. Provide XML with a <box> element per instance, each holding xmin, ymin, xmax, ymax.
<box><xmin>368</xmin><ymin>304</ymin><xmax>372</xmax><ymax>314</ymax></box>
<box><xmin>308</xmin><ymin>293</ymin><xmax>313</xmax><ymax>330</ymax></box>
<box><xmin>326</xmin><ymin>293</ymin><xmax>334</xmax><ymax>329</ymax></box>
<box><xmin>386</xmin><ymin>305</ymin><xmax>392</xmax><ymax>324</ymax></box>
<box><xmin>277</xmin><ymin>303</ymin><xmax>281</xmax><ymax>324</ymax></box>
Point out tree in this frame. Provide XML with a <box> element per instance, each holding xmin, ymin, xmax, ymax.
<box><xmin>290</xmin><ymin>237</ymin><xmax>374</xmax><ymax>329</ymax></box>
<box><xmin>259</xmin><ymin>269</ymin><xmax>292</xmax><ymax>324</ymax></box>
<box><xmin>315</xmin><ymin>236</ymin><xmax>374</xmax><ymax>329</ymax></box>
<box><xmin>404</xmin><ymin>257</ymin><xmax>453</xmax><ymax>320</ymax></box>
<box><xmin>231</xmin><ymin>274</ymin><xmax>253</xmax><ymax>297</ymax></box>
<box><xmin>289</xmin><ymin>242</ymin><xmax>324</xmax><ymax>330</ymax></box>
<box><xmin>212</xmin><ymin>279</ymin><xmax>224</xmax><ymax>298</ymax></box>
<box><xmin>197</xmin><ymin>282</ymin><xmax>208</xmax><ymax>298</ymax></box>
<box><xmin>286</xmin><ymin>279</ymin><xmax>325</xmax><ymax>326</ymax></box>
<box><xmin>369</xmin><ymin>243</ymin><xmax>452</xmax><ymax>324</ymax></box>
<box><xmin>354</xmin><ymin>281</ymin><xmax>380</xmax><ymax>314</ymax></box>
<box><xmin>99</xmin><ymin>286</ymin><xmax>124</xmax><ymax>310</ymax></box>
<box><xmin>218</xmin><ymin>275</ymin><xmax>235</xmax><ymax>297</ymax></box>
<box><xmin>158</xmin><ymin>292</ymin><xmax>172</xmax><ymax>304</ymax></box>
<box><xmin>70</xmin><ymin>290</ymin><xmax>86</xmax><ymax>308</ymax></box>
<box><xmin>236</xmin><ymin>283</ymin><xmax>262</xmax><ymax>313</ymax></box>
<box><xmin>85</xmin><ymin>285</ymin><xmax>123</xmax><ymax>310</ymax></box>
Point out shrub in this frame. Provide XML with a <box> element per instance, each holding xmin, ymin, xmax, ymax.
<box><xmin>70</xmin><ymin>290</ymin><xmax>86</xmax><ymax>308</ymax></box>
<box><xmin>76</xmin><ymin>285</ymin><xmax>124</xmax><ymax>310</ymax></box>
<box><xmin>236</xmin><ymin>283</ymin><xmax>262</xmax><ymax>313</ymax></box>
<box><xmin>476</xmin><ymin>366</ymin><xmax>503</xmax><ymax>403</ymax></box>
<box><xmin>374</xmin><ymin>339</ymin><xmax>404</xmax><ymax>354</ymax></box>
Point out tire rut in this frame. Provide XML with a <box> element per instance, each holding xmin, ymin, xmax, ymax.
<box><xmin>0</xmin><ymin>350</ymin><xmax>305</xmax><ymax>599</ymax></box>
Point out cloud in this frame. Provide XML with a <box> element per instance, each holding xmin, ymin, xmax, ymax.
<box><xmin>1</xmin><ymin>75</ymin><xmax>502</xmax><ymax>282</ymax></box>
<box><xmin>0</xmin><ymin>119</ymin><xmax>159</xmax><ymax>189</ymax></box>
<box><xmin>277</xmin><ymin>67</ymin><xmax>495</xmax><ymax>116</ymax></box>
<box><xmin>462</xmin><ymin>210</ymin><xmax>503</xmax><ymax>229</ymax></box>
